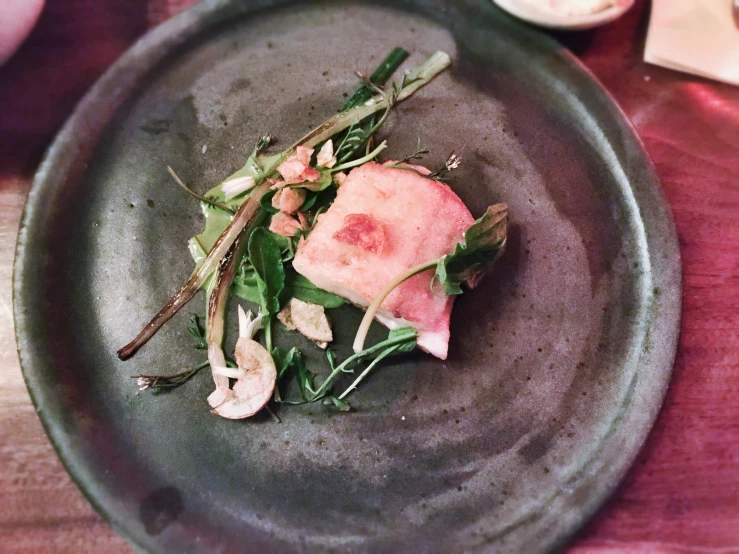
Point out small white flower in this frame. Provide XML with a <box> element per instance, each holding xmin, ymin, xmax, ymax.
<box><xmin>316</xmin><ymin>139</ymin><xmax>337</xmax><ymax>168</ymax></box>
<box><xmin>222</xmin><ymin>175</ymin><xmax>256</xmax><ymax>200</ymax></box>
<box><xmin>238</xmin><ymin>305</ymin><xmax>263</xmax><ymax>339</ymax></box>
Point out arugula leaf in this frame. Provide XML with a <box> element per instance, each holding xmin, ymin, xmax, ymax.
<box><xmin>433</xmin><ymin>203</ymin><xmax>508</xmax><ymax>295</ymax></box>
<box><xmin>288</xmin><ymin>271</ymin><xmax>346</xmax><ymax>308</ymax></box>
<box><xmin>272</xmin><ymin>346</ymin><xmax>301</xmax><ymax>379</ymax></box>
<box><xmin>295</xmin><ymin>355</ymin><xmax>317</xmax><ymax>401</ymax></box>
<box><xmin>248</xmin><ymin>227</ymin><xmax>285</xmax><ymax>315</ymax></box>
<box><xmin>273</xmin><ymin>346</ymin><xmax>317</xmax><ymax>402</ymax></box>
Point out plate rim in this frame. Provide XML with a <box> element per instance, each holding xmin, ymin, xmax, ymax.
<box><xmin>13</xmin><ymin>0</ymin><xmax>682</xmax><ymax>552</ymax></box>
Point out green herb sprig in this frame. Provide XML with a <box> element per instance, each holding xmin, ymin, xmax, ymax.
<box><xmin>353</xmin><ymin>204</ymin><xmax>508</xmax><ymax>353</ymax></box>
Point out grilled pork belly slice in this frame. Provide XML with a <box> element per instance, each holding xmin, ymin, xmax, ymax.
<box><xmin>292</xmin><ymin>162</ymin><xmax>474</xmax><ymax>359</ymax></box>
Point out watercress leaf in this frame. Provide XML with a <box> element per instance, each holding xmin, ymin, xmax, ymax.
<box><xmin>433</xmin><ymin>203</ymin><xmax>508</xmax><ymax>295</ymax></box>
<box><xmin>248</xmin><ymin>227</ymin><xmax>285</xmax><ymax>316</ymax></box>
<box><xmin>288</xmin><ymin>271</ymin><xmax>346</xmax><ymax>308</ymax></box>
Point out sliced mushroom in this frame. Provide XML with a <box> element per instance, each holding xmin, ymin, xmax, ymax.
<box><xmin>211</xmin><ymin>306</ymin><xmax>276</xmax><ymax>419</ymax></box>
<box><xmin>277</xmin><ymin>305</ymin><xmax>296</xmax><ymax>330</ymax></box>
<box><xmin>289</xmin><ymin>298</ymin><xmax>333</xmax><ymax>348</ymax></box>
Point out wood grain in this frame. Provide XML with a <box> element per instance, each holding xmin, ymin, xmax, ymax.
<box><xmin>0</xmin><ymin>0</ymin><xmax>737</xmax><ymax>552</ymax></box>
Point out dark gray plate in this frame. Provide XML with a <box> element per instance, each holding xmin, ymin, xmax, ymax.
<box><xmin>14</xmin><ymin>1</ymin><xmax>681</xmax><ymax>552</ymax></box>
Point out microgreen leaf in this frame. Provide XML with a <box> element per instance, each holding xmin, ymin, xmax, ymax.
<box><xmin>433</xmin><ymin>203</ymin><xmax>508</xmax><ymax>295</ymax></box>
<box><xmin>186</xmin><ymin>314</ymin><xmax>208</xmax><ymax>350</ymax></box>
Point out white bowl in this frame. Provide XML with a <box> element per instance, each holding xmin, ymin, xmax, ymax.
<box><xmin>492</xmin><ymin>0</ymin><xmax>635</xmax><ymax>30</ymax></box>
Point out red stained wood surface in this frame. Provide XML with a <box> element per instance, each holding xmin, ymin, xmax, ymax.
<box><xmin>0</xmin><ymin>1</ymin><xmax>736</xmax><ymax>552</ymax></box>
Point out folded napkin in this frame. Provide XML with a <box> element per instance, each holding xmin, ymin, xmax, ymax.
<box><xmin>645</xmin><ymin>0</ymin><xmax>739</xmax><ymax>86</ymax></box>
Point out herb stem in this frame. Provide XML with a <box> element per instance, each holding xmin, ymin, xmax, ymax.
<box><xmin>331</xmin><ymin>140</ymin><xmax>388</xmax><ymax>173</ymax></box>
<box><xmin>311</xmin><ymin>331</ymin><xmax>418</xmax><ymax>400</ymax></box>
<box><xmin>133</xmin><ymin>360</ymin><xmax>210</xmax><ymax>391</ymax></box>
<box><xmin>167</xmin><ymin>166</ymin><xmax>236</xmax><ymax>214</ymax></box>
<box><xmin>338</xmin><ymin>344</ymin><xmax>400</xmax><ymax>400</ymax></box>
<box><xmin>294</xmin><ymin>51</ymin><xmax>450</xmax><ymax>149</ymax></box>
<box><xmin>264</xmin><ymin>317</ymin><xmax>273</xmax><ymax>353</ymax></box>
<box><xmin>342</xmin><ymin>47</ymin><xmax>409</xmax><ymax>111</ymax></box>
<box><xmin>352</xmin><ymin>259</ymin><xmax>438</xmax><ymax>353</ymax></box>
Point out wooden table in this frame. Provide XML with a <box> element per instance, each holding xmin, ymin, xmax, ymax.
<box><xmin>1</xmin><ymin>1</ymin><xmax>737</xmax><ymax>552</ymax></box>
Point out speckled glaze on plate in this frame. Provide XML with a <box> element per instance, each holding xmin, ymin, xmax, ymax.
<box><xmin>14</xmin><ymin>1</ymin><xmax>681</xmax><ymax>552</ymax></box>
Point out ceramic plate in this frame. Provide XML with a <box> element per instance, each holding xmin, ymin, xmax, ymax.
<box><xmin>14</xmin><ymin>1</ymin><xmax>680</xmax><ymax>552</ymax></box>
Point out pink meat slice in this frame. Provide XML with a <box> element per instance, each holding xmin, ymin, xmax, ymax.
<box><xmin>292</xmin><ymin>162</ymin><xmax>474</xmax><ymax>359</ymax></box>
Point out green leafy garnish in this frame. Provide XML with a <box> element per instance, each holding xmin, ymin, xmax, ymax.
<box><xmin>342</xmin><ymin>46</ymin><xmax>409</xmax><ymax>111</ymax></box>
<box><xmin>273</xmin><ymin>346</ymin><xmax>319</xmax><ymax>403</ymax></box>
<box><xmin>288</xmin><ymin>272</ymin><xmax>345</xmax><ymax>308</ymax></box>
<box><xmin>273</xmin><ymin>346</ymin><xmax>302</xmax><ymax>378</ymax></box>
<box><xmin>248</xmin><ymin>227</ymin><xmax>285</xmax><ymax>351</ymax></box>
<box><xmin>311</xmin><ymin>326</ymin><xmax>417</xmax><ymax>402</ymax></box>
<box><xmin>433</xmin><ymin>203</ymin><xmax>508</xmax><ymax>295</ymax></box>
<box><xmin>352</xmin><ymin>204</ymin><xmax>507</xmax><ymax>353</ymax></box>
<box><xmin>186</xmin><ymin>314</ymin><xmax>208</xmax><ymax>350</ymax></box>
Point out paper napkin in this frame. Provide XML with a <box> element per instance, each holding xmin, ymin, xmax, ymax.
<box><xmin>645</xmin><ymin>0</ymin><xmax>739</xmax><ymax>86</ymax></box>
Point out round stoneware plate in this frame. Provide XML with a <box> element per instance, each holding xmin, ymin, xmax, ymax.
<box><xmin>14</xmin><ymin>1</ymin><xmax>681</xmax><ymax>552</ymax></box>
